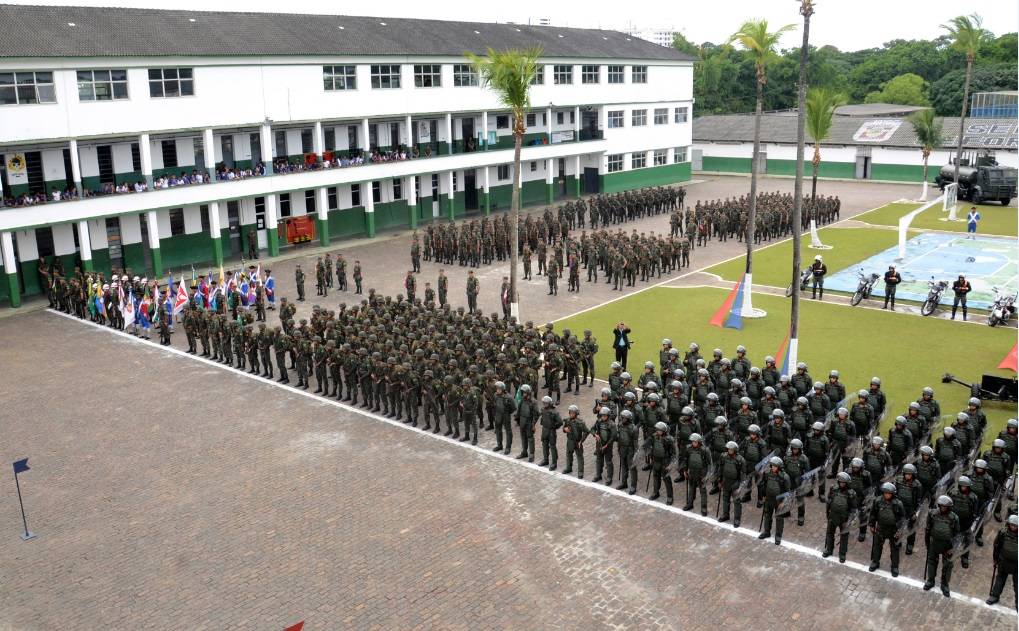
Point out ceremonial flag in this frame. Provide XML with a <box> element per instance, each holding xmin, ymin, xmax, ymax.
<box><xmin>122</xmin><ymin>289</ymin><xmax>136</xmax><ymax>326</ymax></box>
<box><xmin>252</xmin><ymin>263</ymin><xmax>262</xmax><ymax>286</ymax></box>
<box><xmin>724</xmin><ymin>275</ymin><xmax>747</xmax><ymax>330</ymax></box>
<box><xmin>191</xmin><ymin>265</ymin><xmax>197</xmax><ymax>283</ymax></box>
<box><xmin>775</xmin><ymin>332</ymin><xmax>791</xmax><ymax>376</ymax></box>
<box><xmin>283</xmin><ymin>623</ymin><xmax>304</xmax><ymax>631</ymax></box>
<box><xmin>96</xmin><ymin>293</ymin><xmax>106</xmax><ymax>317</ymax></box>
<box><xmin>173</xmin><ymin>274</ymin><xmax>189</xmax><ymax>314</ymax></box>
<box><xmin>13</xmin><ymin>458</ymin><xmax>29</xmax><ymax>474</ymax></box>
<box><xmin>239</xmin><ymin>279</ymin><xmax>250</xmax><ymax>306</ymax></box>
<box><xmin>138</xmin><ymin>297</ymin><xmax>151</xmax><ymax>329</ymax></box>
<box><xmin>709</xmin><ymin>274</ymin><xmax>743</xmax><ymax>328</ymax></box>
<box><xmin>999</xmin><ymin>343</ymin><xmax>1018</xmax><ymax>372</ymax></box>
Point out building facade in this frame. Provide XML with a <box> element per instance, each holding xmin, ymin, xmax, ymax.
<box><xmin>0</xmin><ymin>6</ymin><xmax>694</xmax><ymax>306</ymax></box>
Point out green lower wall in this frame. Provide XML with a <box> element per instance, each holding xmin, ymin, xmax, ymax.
<box><xmin>123</xmin><ymin>242</ymin><xmax>146</xmax><ymax>276</ymax></box>
<box><xmin>768</xmin><ymin>159</ymin><xmax>855</xmax><ymax>179</ymax></box>
<box><xmin>159</xmin><ymin>231</ymin><xmax>214</xmax><ymax>271</ymax></box>
<box><xmin>328</xmin><ymin>207</ymin><xmax>367</xmax><ymax>238</ymax></box>
<box><xmin>374</xmin><ymin>200</ymin><xmax>411</xmax><ymax>231</ymax></box>
<box><xmin>700</xmin><ymin>153</ymin><xmax>935</xmax><ymax>184</ymax></box>
<box><xmin>90</xmin><ymin>248</ymin><xmax>112</xmax><ymax>278</ymax></box>
<box><xmin>870</xmin><ymin>163</ymin><xmax>926</xmax><ymax>183</ymax></box>
<box><xmin>701</xmin><ymin>156</ymin><xmax>752</xmax><ymax>173</ymax></box>
<box><xmin>601</xmin><ymin>162</ymin><xmax>691</xmax><ymax>194</ymax></box>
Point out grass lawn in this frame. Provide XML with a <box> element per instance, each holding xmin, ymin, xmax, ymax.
<box><xmin>558</xmin><ymin>286</ymin><xmax>1017</xmax><ymax>451</ymax></box>
<box><xmin>857</xmin><ymin>201</ymin><xmax>1018</xmax><ymax>237</ymax></box>
<box><xmin>704</xmin><ymin>227</ymin><xmax>903</xmax><ymax>289</ymax></box>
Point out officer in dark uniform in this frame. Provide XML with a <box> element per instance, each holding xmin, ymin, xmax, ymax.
<box><xmin>684</xmin><ymin>432</ymin><xmax>712</xmax><ymax>515</ymax></box>
<box><xmin>615</xmin><ymin>409</ymin><xmax>639</xmax><ymax>493</ymax></box>
<box><xmin>562</xmin><ymin>405</ymin><xmax>589</xmax><ymax>478</ymax></box>
<box><xmin>810</xmin><ymin>255</ymin><xmax>827</xmax><ymax>300</ymax></box>
<box><xmin>868</xmin><ymin>482</ymin><xmax>906</xmax><ymax>576</ymax></box>
<box><xmin>645</xmin><ymin>421</ymin><xmax>676</xmax><ymax>505</ymax></box>
<box><xmin>924</xmin><ymin>495</ymin><xmax>961</xmax><ymax>597</ymax></box>
<box><xmin>718</xmin><ymin>441</ymin><xmax>746</xmax><ymax>526</ymax></box>
<box><xmin>882</xmin><ymin>265</ymin><xmax>901</xmax><ymax>310</ymax></box>
<box><xmin>951</xmin><ymin>274</ymin><xmax>971</xmax><ymax>320</ymax></box>
<box><xmin>823</xmin><ymin>472</ymin><xmax>858</xmax><ymax>563</ymax></box>
<box><xmin>538</xmin><ymin>396</ymin><xmax>563</xmax><ymax>470</ymax></box>
<box><xmin>592</xmin><ymin>406</ymin><xmax>617</xmax><ymax>484</ymax></box>
<box><xmin>492</xmin><ymin>381</ymin><xmax>516</xmax><ymax>454</ymax></box>
<box><xmin>759</xmin><ymin>456</ymin><xmax>792</xmax><ymax>545</ymax></box>
<box><xmin>294</xmin><ymin>265</ymin><xmax>305</xmax><ymax>301</ymax></box>
<box><xmin>515</xmin><ymin>384</ymin><xmax>539</xmax><ymax>461</ymax></box>
<box><xmin>987</xmin><ymin>514</ymin><xmax>1018</xmax><ymax>606</ymax></box>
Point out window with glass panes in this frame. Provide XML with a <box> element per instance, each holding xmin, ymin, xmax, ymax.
<box><xmin>77</xmin><ymin>69</ymin><xmax>128</xmax><ymax>101</ymax></box>
<box><xmin>169</xmin><ymin>208</ymin><xmax>185</xmax><ymax>235</ymax></box>
<box><xmin>607</xmin><ymin>110</ymin><xmax>624</xmax><ymax>128</ymax></box>
<box><xmin>148</xmin><ymin>68</ymin><xmax>193</xmax><ymax>97</ymax></box>
<box><xmin>526</xmin><ymin>113</ymin><xmax>536</xmax><ymax>127</ymax></box>
<box><xmin>497</xmin><ymin>164</ymin><xmax>510</xmax><ymax>180</ymax></box>
<box><xmin>323</xmin><ymin>65</ymin><xmax>356</xmax><ymax>90</ymax></box>
<box><xmin>392</xmin><ymin>178</ymin><xmax>402</xmax><ymax>200</ymax></box>
<box><xmin>553</xmin><ymin>65</ymin><xmax>573</xmax><ymax>85</ymax></box>
<box><xmin>370</xmin><ymin>65</ymin><xmax>401</xmax><ymax>89</ymax></box>
<box><xmin>413</xmin><ymin>64</ymin><xmax>441</xmax><ymax>88</ymax></box>
<box><xmin>631</xmin><ymin>109</ymin><xmax>647</xmax><ymax>126</ymax></box>
<box><xmin>631</xmin><ymin>65</ymin><xmax>648</xmax><ymax>83</ymax></box>
<box><xmin>654</xmin><ymin>108</ymin><xmax>668</xmax><ymax>124</ymax></box>
<box><xmin>581</xmin><ymin>65</ymin><xmax>599</xmax><ymax>84</ymax></box>
<box><xmin>0</xmin><ymin>71</ymin><xmax>55</xmax><ymax>104</ymax></box>
<box><xmin>351</xmin><ymin>183</ymin><xmax>361</xmax><ymax>206</ymax></box>
<box><xmin>674</xmin><ymin>147</ymin><xmax>687</xmax><ymax>163</ymax></box>
<box><xmin>372</xmin><ymin>181</ymin><xmax>381</xmax><ymax>203</ymax></box>
<box><xmin>654</xmin><ymin>149</ymin><xmax>667</xmax><ymax>166</ymax></box>
<box><xmin>674</xmin><ymin>106</ymin><xmax>688</xmax><ymax>123</ymax></box>
<box><xmin>305</xmin><ymin>190</ymin><xmax>316</xmax><ymax>215</ymax></box>
<box><xmin>452</xmin><ymin>64</ymin><xmax>478</xmax><ymax>87</ymax></box>
<box><xmin>607</xmin><ymin>65</ymin><xmax>624</xmax><ymax>84</ymax></box>
<box><xmin>530</xmin><ymin>65</ymin><xmax>544</xmax><ymax>85</ymax></box>
<box><xmin>607</xmin><ymin>154</ymin><xmax>623</xmax><ymax>173</ymax></box>
<box><xmin>632</xmin><ymin>152</ymin><xmax>647</xmax><ymax>169</ymax></box>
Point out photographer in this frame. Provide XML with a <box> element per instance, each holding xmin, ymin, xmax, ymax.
<box><xmin>612</xmin><ymin>322</ymin><xmax>632</xmax><ymax>371</ymax></box>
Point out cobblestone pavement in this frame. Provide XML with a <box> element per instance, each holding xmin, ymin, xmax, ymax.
<box><xmin>2</xmin><ymin>176</ymin><xmax>1015</xmax><ymax>630</ymax></box>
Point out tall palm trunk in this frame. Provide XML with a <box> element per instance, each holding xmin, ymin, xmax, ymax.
<box><xmin>810</xmin><ymin>145</ymin><xmax>820</xmax><ymax>200</ymax></box>
<box><xmin>921</xmin><ymin>149</ymin><xmax>930</xmax><ymax>201</ymax></box>
<box><xmin>746</xmin><ymin>74</ymin><xmax>764</xmax><ymax>274</ymax></box>
<box><xmin>509</xmin><ymin>122</ymin><xmax>523</xmax><ymax>317</ymax></box>
<box><xmin>790</xmin><ymin>2</ymin><xmax>812</xmax><ymax>365</ymax></box>
<box><xmin>952</xmin><ymin>56</ymin><xmax>973</xmax><ymax>188</ymax></box>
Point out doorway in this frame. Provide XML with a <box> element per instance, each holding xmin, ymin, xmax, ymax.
<box><xmin>221</xmin><ymin>136</ymin><xmax>235</xmax><ymax>169</ymax></box>
<box><xmin>431</xmin><ymin>174</ymin><xmax>440</xmax><ymax>218</ymax></box>
<box><xmin>557</xmin><ymin>158</ymin><xmax>567</xmax><ymax>197</ymax></box>
<box><xmin>138</xmin><ymin>211</ymin><xmax>153</xmax><ymax>271</ymax></box>
<box><xmin>461</xmin><ymin>118</ymin><xmax>475</xmax><ymax>152</ymax></box>
<box><xmin>105</xmin><ymin>217</ymin><xmax>123</xmax><ymax>271</ymax></box>
<box><xmin>855</xmin><ymin>156</ymin><xmax>872</xmax><ymax>179</ymax></box>
<box><xmin>24</xmin><ymin>151</ymin><xmax>44</xmax><ymax>195</ymax></box>
<box><xmin>583</xmin><ymin>167</ymin><xmax>600</xmax><ymax>194</ymax></box>
<box><xmin>227</xmin><ymin>200</ymin><xmax>241</xmax><ymax>255</ymax></box>
<box><xmin>96</xmin><ymin>145</ymin><xmax>114</xmax><ymax>187</ymax></box>
<box><xmin>464</xmin><ymin>170</ymin><xmax>478</xmax><ymax>211</ymax></box>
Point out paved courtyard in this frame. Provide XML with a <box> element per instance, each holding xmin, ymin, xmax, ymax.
<box><xmin>2</xmin><ymin>176</ymin><xmax>1015</xmax><ymax>630</ymax></box>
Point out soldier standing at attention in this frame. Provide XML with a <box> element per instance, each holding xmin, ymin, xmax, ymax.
<box><xmin>924</xmin><ymin>495</ymin><xmax>960</xmax><ymax>597</ymax></box>
<box><xmin>645</xmin><ymin>421</ymin><xmax>677</xmax><ymax>505</ymax></box>
<box><xmin>492</xmin><ymin>381</ymin><xmax>516</xmax><ymax>454</ymax></box>
<box><xmin>294</xmin><ymin>264</ymin><xmax>306</xmax><ymax>302</ymax></box>
<box><xmin>987</xmin><ymin>514</ymin><xmax>1018</xmax><ymax>606</ymax></box>
<box><xmin>353</xmin><ymin>260</ymin><xmax>363</xmax><ymax>294</ymax></box>
<box><xmin>336</xmin><ymin>254</ymin><xmax>347</xmax><ymax>291</ymax></box>
<box><xmin>823</xmin><ymin>472</ymin><xmax>858</xmax><ymax>563</ymax></box>
<box><xmin>404</xmin><ymin>271</ymin><xmax>417</xmax><ymax>304</ymax></box>
<box><xmin>466</xmin><ymin>270</ymin><xmax>479</xmax><ymax>314</ymax></box>
<box><xmin>438</xmin><ymin>269</ymin><xmax>449</xmax><ymax>307</ymax></box>
<box><xmin>615</xmin><ymin>409</ymin><xmax>639</xmax><ymax>493</ymax></box>
<box><xmin>882</xmin><ymin>265</ymin><xmax>901</xmax><ymax>310</ymax></box>
<box><xmin>718</xmin><ymin>441</ymin><xmax>746</xmax><ymax>526</ymax></box>
<box><xmin>591</xmin><ymin>407</ymin><xmax>617</xmax><ymax>484</ymax></box>
<box><xmin>522</xmin><ymin>245</ymin><xmax>532</xmax><ymax>280</ymax></box>
<box><xmin>274</xmin><ymin>329</ymin><xmax>290</xmax><ymax>384</ymax></box>
<box><xmin>324</xmin><ymin>253</ymin><xmax>333</xmax><ymax>289</ymax></box>
<box><xmin>683</xmin><ymin>432</ymin><xmax>712</xmax><ymax>515</ymax></box>
<box><xmin>868</xmin><ymin>482</ymin><xmax>906</xmax><ymax>576</ymax></box>
<box><xmin>515</xmin><ymin>384</ymin><xmax>539</xmax><ymax>462</ymax></box>
<box><xmin>460</xmin><ymin>377</ymin><xmax>480</xmax><ymax>445</ymax></box>
<box><xmin>247</xmin><ymin>228</ymin><xmax>257</xmax><ymax>259</ymax></box>
<box><xmin>759</xmin><ymin>456</ymin><xmax>792</xmax><ymax>545</ymax></box>
<box><xmin>539</xmin><ymin>396</ymin><xmax>564</xmax><ymax>470</ymax></box>
<box><xmin>562</xmin><ymin>405</ymin><xmax>589</xmax><ymax>478</ymax></box>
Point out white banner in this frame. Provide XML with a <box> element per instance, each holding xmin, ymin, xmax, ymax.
<box><xmin>551</xmin><ymin>130</ymin><xmax>575</xmax><ymax>144</ymax></box>
<box><xmin>5</xmin><ymin>153</ymin><xmax>28</xmax><ymax>186</ymax></box>
<box><xmin>417</xmin><ymin>121</ymin><xmax>431</xmax><ymax>143</ymax></box>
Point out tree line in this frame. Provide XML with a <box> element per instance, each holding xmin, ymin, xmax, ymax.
<box><xmin>675</xmin><ymin>28</ymin><xmax>1017</xmax><ymax>116</ymax></box>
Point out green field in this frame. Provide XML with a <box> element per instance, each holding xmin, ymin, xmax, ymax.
<box><xmin>705</xmin><ymin>227</ymin><xmax>903</xmax><ymax>289</ymax></box>
<box><xmin>857</xmin><ymin>201</ymin><xmax>1018</xmax><ymax>237</ymax></box>
<box><xmin>558</xmin><ymin>287</ymin><xmax>1016</xmax><ymax>450</ymax></box>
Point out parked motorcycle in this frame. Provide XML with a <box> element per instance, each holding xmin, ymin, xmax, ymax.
<box><xmin>920</xmin><ymin>278</ymin><xmax>948</xmax><ymax>316</ymax></box>
<box><xmin>785</xmin><ymin>268</ymin><xmax>812</xmax><ymax>297</ymax></box>
<box><xmin>850</xmin><ymin>269</ymin><xmax>880</xmax><ymax>306</ymax></box>
<box><xmin>988</xmin><ymin>287</ymin><xmax>1017</xmax><ymax>327</ymax></box>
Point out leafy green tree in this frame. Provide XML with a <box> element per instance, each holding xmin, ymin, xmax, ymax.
<box><xmin>930</xmin><ymin>62</ymin><xmax>1018</xmax><ymax>115</ymax></box>
<box><xmin>467</xmin><ymin>47</ymin><xmax>540</xmax><ymax>316</ymax></box>
<box><xmin>863</xmin><ymin>73</ymin><xmax>929</xmax><ymax>106</ymax></box>
<box><xmin>728</xmin><ymin>19</ymin><xmax>795</xmax><ymax>280</ymax></box>
<box><xmin>942</xmin><ymin>14</ymin><xmax>990</xmax><ymax>186</ymax></box>
<box><xmin>908</xmin><ymin>109</ymin><xmax>946</xmax><ymax>201</ymax></box>
<box><xmin>672</xmin><ymin>31</ymin><xmax>700</xmax><ymax>57</ymax></box>
<box><xmin>805</xmin><ymin>87</ymin><xmax>847</xmax><ymax>199</ymax></box>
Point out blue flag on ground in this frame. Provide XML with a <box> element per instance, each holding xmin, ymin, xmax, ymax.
<box><xmin>13</xmin><ymin>458</ymin><xmax>29</xmax><ymax>474</ymax></box>
<box><xmin>724</xmin><ymin>276</ymin><xmax>745</xmax><ymax>330</ymax></box>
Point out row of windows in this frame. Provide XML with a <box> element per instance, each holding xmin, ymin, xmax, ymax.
<box><xmin>607</xmin><ymin>148</ymin><xmax>688</xmax><ymax>172</ymax></box>
<box><xmin>3</xmin><ymin>62</ymin><xmax>657</xmax><ymax>105</ymax></box>
<box><xmin>607</xmin><ymin>107</ymin><xmax>689</xmax><ymax>129</ymax></box>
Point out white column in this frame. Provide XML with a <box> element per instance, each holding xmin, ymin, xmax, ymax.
<box><xmin>265</xmin><ymin>194</ymin><xmax>278</xmax><ymax>231</ymax></box>
<box><xmin>317</xmin><ymin>187</ymin><xmax>329</xmax><ymax>220</ymax></box>
<box><xmin>259</xmin><ymin>122</ymin><xmax>273</xmax><ymax>172</ymax></box>
<box><xmin>139</xmin><ymin>133</ymin><xmax>153</xmax><ymax>188</ymax></box>
<box><xmin>546</xmin><ymin>158</ymin><xmax>554</xmax><ymax>185</ymax></box>
<box><xmin>575</xmin><ymin>155</ymin><xmax>582</xmax><ymax>191</ymax></box>
<box><xmin>481</xmin><ymin>111</ymin><xmax>489</xmax><ymax>149</ymax></box>
<box><xmin>446</xmin><ymin>170</ymin><xmax>455</xmax><ymax>200</ymax></box>
<box><xmin>546</xmin><ymin>106</ymin><xmax>553</xmax><ymax>142</ymax></box>
<box><xmin>146</xmin><ymin>210</ymin><xmax>160</xmax><ymax>248</ymax></box>
<box><xmin>202</xmin><ymin>128</ymin><xmax>215</xmax><ymax>176</ymax></box>
<box><xmin>313</xmin><ymin>121</ymin><xmax>324</xmax><ymax>157</ymax></box>
<box><xmin>364</xmin><ymin>183</ymin><xmax>375</xmax><ymax>213</ymax></box>
<box><xmin>208</xmin><ymin>200</ymin><xmax>222</xmax><ymax>235</ymax></box>
<box><xmin>361</xmin><ymin>118</ymin><xmax>370</xmax><ymax>152</ymax></box>
<box><xmin>574</xmin><ymin>106</ymin><xmax>581</xmax><ymax>138</ymax></box>
<box><xmin>406</xmin><ymin>175</ymin><xmax>417</xmax><ymax>207</ymax></box>
<box><xmin>444</xmin><ymin>112</ymin><xmax>453</xmax><ymax>151</ymax></box>
<box><xmin>1</xmin><ymin>231</ymin><xmax>16</xmax><ymax>270</ymax></box>
<box><xmin>405</xmin><ymin>114</ymin><xmax>413</xmax><ymax>147</ymax></box>
<box><xmin>68</xmin><ymin>139</ymin><xmax>82</xmax><ymax>190</ymax></box>
<box><xmin>482</xmin><ymin>166</ymin><xmax>490</xmax><ymax>194</ymax></box>
<box><xmin>77</xmin><ymin>220</ymin><xmax>92</xmax><ymax>263</ymax></box>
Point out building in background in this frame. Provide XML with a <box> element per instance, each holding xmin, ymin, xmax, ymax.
<box><xmin>970</xmin><ymin>91</ymin><xmax>1018</xmax><ymax>119</ymax></box>
<box><xmin>0</xmin><ymin>5</ymin><xmax>694</xmax><ymax>307</ymax></box>
<box><xmin>623</xmin><ymin>26</ymin><xmax>678</xmax><ymax>49</ymax></box>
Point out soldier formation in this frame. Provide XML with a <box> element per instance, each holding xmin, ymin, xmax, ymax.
<box><xmin>690</xmin><ymin>191</ymin><xmax>840</xmax><ymax>245</ymax></box>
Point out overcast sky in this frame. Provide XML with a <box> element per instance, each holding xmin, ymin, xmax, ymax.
<box><xmin>10</xmin><ymin>0</ymin><xmax>1019</xmax><ymax>50</ymax></box>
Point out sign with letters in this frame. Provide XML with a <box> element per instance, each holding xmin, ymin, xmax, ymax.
<box><xmin>852</xmin><ymin>120</ymin><xmax>903</xmax><ymax>143</ymax></box>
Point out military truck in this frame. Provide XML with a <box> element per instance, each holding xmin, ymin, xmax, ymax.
<box><xmin>935</xmin><ymin>152</ymin><xmax>1017</xmax><ymax>205</ymax></box>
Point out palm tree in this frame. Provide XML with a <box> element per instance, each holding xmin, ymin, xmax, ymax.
<box><xmin>909</xmin><ymin>109</ymin><xmax>946</xmax><ymax>202</ymax></box>
<box><xmin>468</xmin><ymin>47</ymin><xmax>541</xmax><ymax>318</ymax></box>
<box><xmin>942</xmin><ymin>14</ymin><xmax>988</xmax><ymax>190</ymax></box>
<box><xmin>805</xmin><ymin>87</ymin><xmax>846</xmax><ymax>200</ymax></box>
<box><xmin>728</xmin><ymin>19</ymin><xmax>795</xmax><ymax>312</ymax></box>
<box><xmin>789</xmin><ymin>0</ymin><xmax>814</xmax><ymax>371</ymax></box>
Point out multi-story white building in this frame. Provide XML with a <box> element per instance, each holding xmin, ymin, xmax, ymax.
<box><xmin>0</xmin><ymin>6</ymin><xmax>694</xmax><ymax>307</ymax></box>
<box><xmin>623</xmin><ymin>27</ymin><xmax>678</xmax><ymax>49</ymax></box>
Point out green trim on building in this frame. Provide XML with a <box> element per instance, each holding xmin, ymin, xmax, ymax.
<box><xmin>365</xmin><ymin>211</ymin><xmax>376</xmax><ymax>238</ymax></box>
<box><xmin>545</xmin><ymin>182</ymin><xmax>554</xmax><ymax>204</ymax></box>
<box><xmin>601</xmin><ymin>162</ymin><xmax>691</xmax><ymax>194</ymax></box>
<box><xmin>90</xmin><ymin>247</ymin><xmax>112</xmax><ymax>278</ymax></box>
<box><xmin>481</xmin><ymin>191</ymin><xmax>491</xmax><ymax>215</ymax></box>
<box><xmin>417</xmin><ymin>196</ymin><xmax>433</xmax><ymax>223</ymax></box>
<box><xmin>407</xmin><ymin>202</ymin><xmax>418</xmax><ymax>229</ymax></box>
<box><xmin>328</xmin><ymin>207</ymin><xmax>367</xmax><ymax>239</ymax></box>
<box><xmin>122</xmin><ymin>242</ymin><xmax>146</xmax><ymax>277</ymax></box>
<box><xmin>766</xmin><ymin>159</ymin><xmax>855</xmax><ymax>179</ymax></box>
<box><xmin>870</xmin><ymin>163</ymin><xmax>926</xmax><ymax>183</ymax></box>
<box><xmin>443</xmin><ymin>195</ymin><xmax>454</xmax><ymax>221</ymax></box>
<box><xmin>266</xmin><ymin>227</ymin><xmax>280</xmax><ymax>256</ymax></box>
<box><xmin>317</xmin><ymin>217</ymin><xmax>330</xmax><ymax>246</ymax></box>
<box><xmin>82</xmin><ymin>256</ymin><xmax>94</xmax><ymax>272</ymax></box>
<box><xmin>158</xmin><ymin>231</ymin><xmax>213</xmax><ymax>271</ymax></box>
<box><xmin>701</xmin><ymin>156</ymin><xmax>752</xmax><ymax>173</ymax></box>
<box><xmin>5</xmin><ymin>271</ymin><xmax>19</xmax><ymax>307</ymax></box>
<box><xmin>211</xmin><ymin>236</ymin><xmax>224</xmax><ymax>267</ymax></box>
<box><xmin>18</xmin><ymin>261</ymin><xmax>39</xmax><ymax>296</ymax></box>
<box><xmin>150</xmin><ymin>246</ymin><xmax>163</xmax><ymax>277</ymax></box>
<box><xmin>374</xmin><ymin>200</ymin><xmax>410</xmax><ymax>231</ymax></box>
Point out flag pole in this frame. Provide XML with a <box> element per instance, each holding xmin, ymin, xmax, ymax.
<box><xmin>13</xmin><ymin>470</ymin><xmax>34</xmax><ymax>540</ymax></box>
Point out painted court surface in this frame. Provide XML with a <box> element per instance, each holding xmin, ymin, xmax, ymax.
<box><xmin>826</xmin><ymin>233</ymin><xmax>1018</xmax><ymax>309</ymax></box>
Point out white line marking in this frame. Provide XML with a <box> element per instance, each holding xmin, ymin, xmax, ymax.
<box><xmin>48</xmin><ymin>308</ymin><xmax>1017</xmax><ymax>616</ymax></box>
